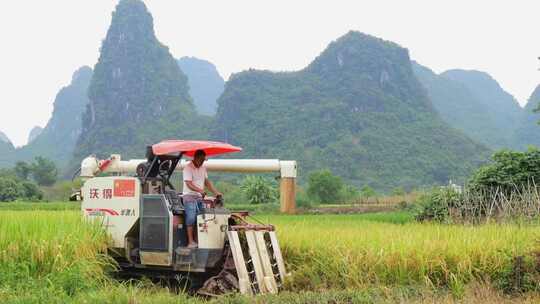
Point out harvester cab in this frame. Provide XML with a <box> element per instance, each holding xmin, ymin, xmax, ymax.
<box><xmin>77</xmin><ymin>140</ymin><xmax>288</xmax><ymax>296</ymax></box>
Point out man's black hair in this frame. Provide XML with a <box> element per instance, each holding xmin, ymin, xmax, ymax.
<box><xmin>194</xmin><ymin>149</ymin><xmax>206</xmax><ymax>159</ymax></box>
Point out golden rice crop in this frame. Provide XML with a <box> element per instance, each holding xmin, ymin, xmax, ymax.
<box><xmin>261</xmin><ymin>214</ymin><xmax>540</xmax><ymax>291</ymax></box>
<box><xmin>1</xmin><ymin>209</ymin><xmax>539</xmax><ymax>303</ymax></box>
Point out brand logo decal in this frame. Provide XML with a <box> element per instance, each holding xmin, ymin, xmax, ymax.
<box><xmin>85</xmin><ymin>208</ymin><xmax>119</xmax><ymax>216</ymax></box>
<box><xmin>114</xmin><ymin>179</ymin><xmax>135</xmax><ymax>197</ymax></box>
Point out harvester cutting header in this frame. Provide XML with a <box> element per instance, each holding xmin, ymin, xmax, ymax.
<box><xmin>74</xmin><ymin>140</ymin><xmax>297</xmax><ymax>296</ymax></box>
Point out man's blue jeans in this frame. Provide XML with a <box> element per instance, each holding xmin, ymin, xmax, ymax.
<box><xmin>184</xmin><ymin>197</ymin><xmax>204</xmax><ymax>226</ymax></box>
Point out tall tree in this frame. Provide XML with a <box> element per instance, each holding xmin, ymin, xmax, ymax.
<box><xmin>31</xmin><ymin>157</ymin><xmax>58</xmax><ymax>186</ymax></box>
<box><xmin>14</xmin><ymin>161</ymin><xmax>31</xmax><ymax>180</ymax></box>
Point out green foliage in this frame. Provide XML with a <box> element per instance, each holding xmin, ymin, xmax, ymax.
<box><xmin>0</xmin><ymin>211</ymin><xmax>113</xmax><ymax>302</ymax></box>
<box><xmin>14</xmin><ymin>161</ymin><xmax>31</xmax><ymax>180</ymax></box>
<box><xmin>240</xmin><ymin>176</ymin><xmax>277</xmax><ymax>205</ymax></box>
<box><xmin>214</xmin><ymin>181</ymin><xmax>245</xmax><ymax>205</ymax></box>
<box><xmin>307</xmin><ymin>170</ymin><xmax>344</xmax><ymax>204</ymax></box>
<box><xmin>41</xmin><ymin>180</ymin><xmax>82</xmax><ymax>202</ymax></box>
<box><xmin>468</xmin><ymin>148</ymin><xmax>540</xmax><ymax>193</ymax></box>
<box><xmin>20</xmin><ymin>181</ymin><xmax>43</xmax><ymax>201</ymax></box>
<box><xmin>415</xmin><ymin>188</ymin><xmax>462</xmax><ymax>222</ymax></box>
<box><xmin>0</xmin><ymin>177</ymin><xmax>23</xmax><ymax>202</ymax></box>
<box><xmin>409</xmin><ymin>147</ymin><xmax>540</xmax><ymax>221</ymax></box>
<box><xmin>392</xmin><ymin>187</ymin><xmax>405</xmax><ymax>196</ymax></box>
<box><xmin>338</xmin><ymin>184</ymin><xmax>360</xmax><ymax>203</ymax></box>
<box><xmin>295</xmin><ymin>186</ymin><xmax>313</xmax><ymax>209</ymax></box>
<box><xmin>0</xmin><ymin>168</ymin><xmax>43</xmax><ymax>202</ymax></box>
<box><xmin>31</xmin><ymin>156</ymin><xmax>58</xmax><ymax>186</ymax></box>
<box><xmin>359</xmin><ymin>185</ymin><xmax>377</xmax><ymax>198</ymax></box>
<box><xmin>0</xmin><ymin>201</ymin><xmax>79</xmax><ymax>211</ymax></box>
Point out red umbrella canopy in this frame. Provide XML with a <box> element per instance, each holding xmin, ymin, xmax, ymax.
<box><xmin>152</xmin><ymin>140</ymin><xmax>242</xmax><ymax>157</ymax></box>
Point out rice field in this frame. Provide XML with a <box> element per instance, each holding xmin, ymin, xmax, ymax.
<box><xmin>263</xmin><ymin>214</ymin><xmax>540</xmax><ymax>292</ymax></box>
<box><xmin>0</xmin><ymin>208</ymin><xmax>539</xmax><ymax>303</ymax></box>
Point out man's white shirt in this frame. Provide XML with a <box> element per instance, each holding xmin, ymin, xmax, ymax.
<box><xmin>182</xmin><ymin>161</ymin><xmax>208</xmax><ymax>197</ymax></box>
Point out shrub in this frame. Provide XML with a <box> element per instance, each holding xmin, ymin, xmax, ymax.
<box><xmin>21</xmin><ymin>181</ymin><xmax>43</xmax><ymax>201</ymax></box>
<box><xmin>415</xmin><ymin>187</ymin><xmax>461</xmax><ymax>222</ymax></box>
<box><xmin>307</xmin><ymin>170</ymin><xmax>344</xmax><ymax>204</ymax></box>
<box><xmin>295</xmin><ymin>186</ymin><xmax>313</xmax><ymax>209</ymax></box>
<box><xmin>468</xmin><ymin>148</ymin><xmax>540</xmax><ymax>193</ymax></box>
<box><xmin>0</xmin><ymin>167</ymin><xmax>44</xmax><ymax>202</ymax></box>
<box><xmin>240</xmin><ymin>176</ymin><xmax>277</xmax><ymax>204</ymax></box>
<box><xmin>0</xmin><ymin>177</ymin><xmax>23</xmax><ymax>202</ymax></box>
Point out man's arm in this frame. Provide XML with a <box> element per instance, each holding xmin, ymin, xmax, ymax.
<box><xmin>205</xmin><ymin>178</ymin><xmax>222</xmax><ymax>196</ymax></box>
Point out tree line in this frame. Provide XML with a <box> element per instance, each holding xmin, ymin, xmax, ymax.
<box><xmin>0</xmin><ymin>157</ymin><xmax>58</xmax><ymax>202</ymax></box>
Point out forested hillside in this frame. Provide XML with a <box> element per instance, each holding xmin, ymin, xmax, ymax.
<box><xmin>414</xmin><ymin>64</ymin><xmax>540</xmax><ymax>150</ymax></box>
<box><xmin>15</xmin><ymin>66</ymin><xmax>93</xmax><ymax>169</ymax></box>
<box><xmin>412</xmin><ymin>63</ymin><xmax>518</xmax><ymax>149</ymax></box>
<box><xmin>0</xmin><ymin>67</ymin><xmax>91</xmax><ymax>169</ymax></box>
<box><xmin>515</xmin><ymin>85</ymin><xmax>540</xmax><ymax>149</ymax></box>
<box><xmin>0</xmin><ymin>131</ymin><xmax>15</xmax><ymax>168</ymax></box>
<box><xmin>213</xmin><ymin>31</ymin><xmax>490</xmax><ymax>191</ymax></box>
<box><xmin>443</xmin><ymin>70</ymin><xmax>523</xmax><ymax>147</ymax></box>
<box><xmin>178</xmin><ymin>57</ymin><xmax>224</xmax><ymax>116</ymax></box>
<box><xmin>72</xmin><ymin>0</ymin><xmax>208</xmax><ymax>165</ymax></box>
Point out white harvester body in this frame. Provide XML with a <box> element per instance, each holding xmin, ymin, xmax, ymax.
<box><xmin>77</xmin><ymin>140</ymin><xmax>293</xmax><ymax>295</ymax></box>
<box><xmin>82</xmin><ymin>176</ymin><xmax>140</xmax><ymax>248</ymax></box>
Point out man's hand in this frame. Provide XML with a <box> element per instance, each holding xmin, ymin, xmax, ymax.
<box><xmin>205</xmin><ymin>178</ymin><xmax>222</xmax><ymax>198</ymax></box>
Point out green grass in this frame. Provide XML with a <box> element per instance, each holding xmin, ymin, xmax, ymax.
<box><xmin>0</xmin><ymin>201</ymin><xmax>80</xmax><ymax>211</ymax></box>
<box><xmin>0</xmin><ymin>211</ymin><xmax>113</xmax><ymax>302</ymax></box>
<box><xmin>252</xmin><ymin>211</ymin><xmax>415</xmax><ymax>225</ymax></box>
<box><xmin>0</xmin><ymin>201</ymin><xmax>282</xmax><ymax>215</ymax></box>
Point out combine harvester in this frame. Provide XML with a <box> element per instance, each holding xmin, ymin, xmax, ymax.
<box><xmin>73</xmin><ymin>140</ymin><xmax>296</xmax><ymax>296</ymax></box>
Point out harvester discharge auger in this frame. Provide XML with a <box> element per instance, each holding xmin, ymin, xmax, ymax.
<box><xmin>74</xmin><ymin>140</ymin><xmax>294</xmax><ymax>296</ymax></box>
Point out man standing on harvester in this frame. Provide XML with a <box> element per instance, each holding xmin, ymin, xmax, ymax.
<box><xmin>183</xmin><ymin>149</ymin><xmax>222</xmax><ymax>248</ymax></box>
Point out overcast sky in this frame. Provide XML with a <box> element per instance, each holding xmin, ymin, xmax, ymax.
<box><xmin>1</xmin><ymin>0</ymin><xmax>539</xmax><ymax>147</ymax></box>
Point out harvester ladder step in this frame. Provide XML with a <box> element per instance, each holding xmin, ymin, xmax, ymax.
<box><xmin>226</xmin><ymin>231</ymin><xmax>252</xmax><ymax>295</ymax></box>
<box><xmin>245</xmin><ymin>230</ymin><xmax>271</xmax><ymax>294</ymax></box>
<box><xmin>254</xmin><ymin>231</ymin><xmax>278</xmax><ymax>294</ymax></box>
<box><xmin>227</xmin><ymin>230</ymin><xmax>286</xmax><ymax>295</ymax></box>
<box><xmin>268</xmin><ymin>231</ymin><xmax>287</xmax><ymax>282</ymax></box>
